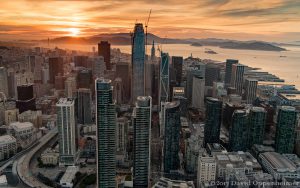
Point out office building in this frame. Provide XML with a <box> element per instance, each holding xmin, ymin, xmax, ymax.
<box><xmin>8</xmin><ymin>122</ymin><xmax>36</xmax><ymax>149</ymax></box>
<box><xmin>49</xmin><ymin>57</ymin><xmax>63</xmax><ymax>84</ymax></box>
<box><xmin>163</xmin><ymin>101</ymin><xmax>181</xmax><ymax>174</ymax></box>
<box><xmin>153</xmin><ymin>177</ymin><xmax>195</xmax><ymax>188</ymax></box>
<box><xmin>116</xmin><ymin>117</ymin><xmax>128</xmax><ymax>153</ymax></box>
<box><xmin>205</xmin><ymin>63</ymin><xmax>220</xmax><ymax>86</ymax></box>
<box><xmin>98</xmin><ymin>41</ymin><xmax>111</xmax><ymax>70</ymax></box>
<box><xmin>225</xmin><ymin>59</ymin><xmax>238</xmax><ymax>88</ymax></box>
<box><xmin>77</xmin><ymin>69</ymin><xmax>92</xmax><ymax>89</ymax></box>
<box><xmin>131</xmin><ymin>23</ymin><xmax>145</xmax><ymax>102</ymax></box>
<box><xmin>229</xmin><ymin>110</ymin><xmax>248</xmax><ymax>151</ymax></box>
<box><xmin>114</xmin><ymin>77</ymin><xmax>123</xmax><ymax>104</ymax></box>
<box><xmin>244</xmin><ymin>78</ymin><xmax>258</xmax><ymax>104</ymax></box>
<box><xmin>192</xmin><ymin>75</ymin><xmax>205</xmax><ymax>109</ymax></box>
<box><xmin>231</xmin><ymin>64</ymin><xmax>245</xmax><ymax>95</ymax></box>
<box><xmin>18</xmin><ymin>110</ymin><xmax>42</xmax><ymax>128</ymax></box>
<box><xmin>16</xmin><ymin>84</ymin><xmax>36</xmax><ymax>113</ymax></box>
<box><xmin>116</xmin><ymin>63</ymin><xmax>131</xmax><ymax>102</ymax></box>
<box><xmin>74</xmin><ymin>55</ymin><xmax>88</xmax><ymax>68</ymax></box>
<box><xmin>96</xmin><ymin>79</ymin><xmax>116</xmax><ymax>187</ymax></box>
<box><xmin>151</xmin><ymin>40</ymin><xmax>156</xmax><ymax>61</ymax></box>
<box><xmin>275</xmin><ymin>106</ymin><xmax>297</xmax><ymax>154</ymax></box>
<box><xmin>197</xmin><ymin>156</ymin><xmax>216</xmax><ymax>188</ymax></box>
<box><xmin>204</xmin><ymin>98</ymin><xmax>222</xmax><ymax>145</ymax></box>
<box><xmin>248</xmin><ymin>107</ymin><xmax>266</xmax><ymax>148</ymax></box>
<box><xmin>65</xmin><ymin>77</ymin><xmax>77</xmax><ymax>98</ymax></box>
<box><xmin>0</xmin><ymin>67</ymin><xmax>8</xmax><ymax>97</ymax></box>
<box><xmin>186</xmin><ymin>63</ymin><xmax>205</xmax><ymax>105</ymax></box>
<box><xmin>132</xmin><ymin>96</ymin><xmax>152</xmax><ymax>187</ymax></box>
<box><xmin>172</xmin><ymin>56</ymin><xmax>183</xmax><ymax>86</ymax></box>
<box><xmin>4</xmin><ymin>108</ymin><xmax>19</xmax><ymax>126</ymax></box>
<box><xmin>159</xmin><ymin>52</ymin><xmax>169</xmax><ymax>103</ymax></box>
<box><xmin>56</xmin><ymin>98</ymin><xmax>77</xmax><ymax>166</ymax></box>
<box><xmin>92</xmin><ymin>56</ymin><xmax>105</xmax><ymax>78</ymax></box>
<box><xmin>0</xmin><ymin>135</ymin><xmax>17</xmax><ymax>161</ymax></box>
<box><xmin>77</xmin><ymin>88</ymin><xmax>92</xmax><ymax>124</ymax></box>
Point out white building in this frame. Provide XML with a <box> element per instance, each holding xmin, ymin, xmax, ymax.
<box><xmin>65</xmin><ymin>77</ymin><xmax>77</xmax><ymax>98</ymax></box>
<box><xmin>56</xmin><ymin>98</ymin><xmax>77</xmax><ymax>166</ymax></box>
<box><xmin>8</xmin><ymin>121</ymin><xmax>36</xmax><ymax>149</ymax></box>
<box><xmin>0</xmin><ymin>135</ymin><xmax>17</xmax><ymax>161</ymax></box>
<box><xmin>152</xmin><ymin>177</ymin><xmax>195</xmax><ymax>188</ymax></box>
<box><xmin>60</xmin><ymin>166</ymin><xmax>79</xmax><ymax>188</ymax></box>
<box><xmin>197</xmin><ymin>156</ymin><xmax>216</xmax><ymax>188</ymax></box>
<box><xmin>18</xmin><ymin>110</ymin><xmax>42</xmax><ymax>128</ymax></box>
<box><xmin>4</xmin><ymin>108</ymin><xmax>19</xmax><ymax>126</ymax></box>
<box><xmin>41</xmin><ymin>148</ymin><xmax>59</xmax><ymax>165</ymax></box>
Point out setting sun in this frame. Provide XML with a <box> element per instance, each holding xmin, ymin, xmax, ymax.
<box><xmin>69</xmin><ymin>28</ymin><xmax>80</xmax><ymax>37</ymax></box>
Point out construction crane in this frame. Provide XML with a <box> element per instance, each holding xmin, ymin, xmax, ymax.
<box><xmin>145</xmin><ymin>9</ymin><xmax>152</xmax><ymax>55</ymax></box>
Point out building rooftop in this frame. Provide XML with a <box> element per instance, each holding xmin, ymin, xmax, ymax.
<box><xmin>251</xmin><ymin>106</ymin><xmax>266</xmax><ymax>113</ymax></box>
<box><xmin>0</xmin><ymin>135</ymin><xmax>16</xmax><ymax>145</ymax></box>
<box><xmin>56</xmin><ymin>98</ymin><xmax>74</xmax><ymax>106</ymax></box>
<box><xmin>9</xmin><ymin>122</ymin><xmax>33</xmax><ymax>131</ymax></box>
<box><xmin>260</xmin><ymin>152</ymin><xmax>297</xmax><ymax>173</ymax></box>
<box><xmin>152</xmin><ymin>177</ymin><xmax>195</xmax><ymax>188</ymax></box>
<box><xmin>60</xmin><ymin>166</ymin><xmax>79</xmax><ymax>184</ymax></box>
<box><xmin>279</xmin><ymin>105</ymin><xmax>296</xmax><ymax>111</ymax></box>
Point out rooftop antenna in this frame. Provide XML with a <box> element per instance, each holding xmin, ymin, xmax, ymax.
<box><xmin>145</xmin><ymin>9</ymin><xmax>152</xmax><ymax>55</ymax></box>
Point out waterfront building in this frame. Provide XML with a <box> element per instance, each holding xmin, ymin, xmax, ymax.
<box><xmin>231</xmin><ymin>63</ymin><xmax>245</xmax><ymax>95</ymax></box>
<box><xmin>229</xmin><ymin>110</ymin><xmax>248</xmax><ymax>151</ymax></box>
<box><xmin>224</xmin><ymin>59</ymin><xmax>238</xmax><ymax>88</ymax></box>
<box><xmin>248</xmin><ymin>107</ymin><xmax>267</xmax><ymax>148</ymax></box>
<box><xmin>244</xmin><ymin>78</ymin><xmax>258</xmax><ymax>104</ymax></box>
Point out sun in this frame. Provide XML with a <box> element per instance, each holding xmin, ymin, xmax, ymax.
<box><xmin>69</xmin><ymin>28</ymin><xmax>80</xmax><ymax>37</ymax></box>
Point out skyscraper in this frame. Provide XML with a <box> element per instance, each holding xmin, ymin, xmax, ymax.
<box><xmin>133</xmin><ymin>96</ymin><xmax>152</xmax><ymax>188</ymax></box>
<box><xmin>131</xmin><ymin>23</ymin><xmax>145</xmax><ymax>102</ymax></box>
<box><xmin>186</xmin><ymin>63</ymin><xmax>205</xmax><ymax>105</ymax></box>
<box><xmin>151</xmin><ymin>40</ymin><xmax>155</xmax><ymax>61</ymax></box>
<box><xmin>95</xmin><ymin>79</ymin><xmax>116</xmax><ymax>187</ymax></box>
<box><xmin>77</xmin><ymin>69</ymin><xmax>92</xmax><ymax>89</ymax></box>
<box><xmin>244</xmin><ymin>78</ymin><xmax>258</xmax><ymax>104</ymax></box>
<box><xmin>48</xmin><ymin>57</ymin><xmax>63</xmax><ymax>84</ymax></box>
<box><xmin>225</xmin><ymin>59</ymin><xmax>238</xmax><ymax>88</ymax></box>
<box><xmin>0</xmin><ymin>67</ymin><xmax>8</xmax><ymax>97</ymax></box>
<box><xmin>172</xmin><ymin>56</ymin><xmax>183</xmax><ymax>86</ymax></box>
<box><xmin>204</xmin><ymin>97</ymin><xmax>222</xmax><ymax>145</ymax></box>
<box><xmin>16</xmin><ymin>84</ymin><xmax>36</xmax><ymax>113</ymax></box>
<box><xmin>56</xmin><ymin>98</ymin><xmax>77</xmax><ymax>166</ymax></box>
<box><xmin>192</xmin><ymin>75</ymin><xmax>205</xmax><ymax>109</ymax></box>
<box><xmin>231</xmin><ymin>64</ymin><xmax>245</xmax><ymax>95</ymax></box>
<box><xmin>275</xmin><ymin>106</ymin><xmax>297</xmax><ymax>154</ymax></box>
<box><xmin>116</xmin><ymin>62</ymin><xmax>131</xmax><ymax>102</ymax></box>
<box><xmin>91</xmin><ymin>56</ymin><xmax>105</xmax><ymax>78</ymax></box>
<box><xmin>205</xmin><ymin>63</ymin><xmax>220</xmax><ymax>86</ymax></box>
<box><xmin>248</xmin><ymin>107</ymin><xmax>266</xmax><ymax>148</ymax></box>
<box><xmin>159</xmin><ymin>52</ymin><xmax>169</xmax><ymax>104</ymax></box>
<box><xmin>77</xmin><ymin>88</ymin><xmax>92</xmax><ymax>124</ymax></box>
<box><xmin>98</xmin><ymin>41</ymin><xmax>111</xmax><ymax>70</ymax></box>
<box><xmin>229</xmin><ymin>110</ymin><xmax>248</xmax><ymax>151</ymax></box>
<box><xmin>162</xmin><ymin>101</ymin><xmax>181</xmax><ymax>174</ymax></box>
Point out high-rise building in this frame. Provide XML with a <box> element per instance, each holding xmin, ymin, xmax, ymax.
<box><xmin>244</xmin><ymin>78</ymin><xmax>258</xmax><ymax>104</ymax></box>
<box><xmin>151</xmin><ymin>40</ymin><xmax>156</xmax><ymax>61</ymax></box>
<box><xmin>65</xmin><ymin>77</ymin><xmax>77</xmax><ymax>98</ymax></box>
<box><xmin>114</xmin><ymin>77</ymin><xmax>123</xmax><ymax>104</ymax></box>
<box><xmin>74</xmin><ymin>55</ymin><xmax>88</xmax><ymax>68</ymax></box>
<box><xmin>248</xmin><ymin>107</ymin><xmax>266</xmax><ymax>148</ymax></box>
<box><xmin>98</xmin><ymin>41</ymin><xmax>111</xmax><ymax>70</ymax></box>
<box><xmin>132</xmin><ymin>96</ymin><xmax>152</xmax><ymax>187</ymax></box>
<box><xmin>56</xmin><ymin>98</ymin><xmax>77</xmax><ymax>166</ymax></box>
<box><xmin>192</xmin><ymin>75</ymin><xmax>205</xmax><ymax>109</ymax></box>
<box><xmin>231</xmin><ymin>64</ymin><xmax>245</xmax><ymax>95</ymax></box>
<box><xmin>275</xmin><ymin>106</ymin><xmax>297</xmax><ymax>154</ymax></box>
<box><xmin>77</xmin><ymin>88</ymin><xmax>92</xmax><ymax>124</ymax></box>
<box><xmin>95</xmin><ymin>79</ymin><xmax>116</xmax><ymax>187</ymax></box>
<box><xmin>0</xmin><ymin>67</ymin><xmax>8</xmax><ymax>97</ymax></box>
<box><xmin>116</xmin><ymin>117</ymin><xmax>128</xmax><ymax>153</ymax></box>
<box><xmin>229</xmin><ymin>110</ymin><xmax>248</xmax><ymax>151</ymax></box>
<box><xmin>186</xmin><ymin>63</ymin><xmax>205</xmax><ymax>105</ymax></box>
<box><xmin>162</xmin><ymin>101</ymin><xmax>181</xmax><ymax>174</ymax></box>
<box><xmin>172</xmin><ymin>56</ymin><xmax>183</xmax><ymax>86</ymax></box>
<box><xmin>225</xmin><ymin>59</ymin><xmax>238</xmax><ymax>88</ymax></box>
<box><xmin>197</xmin><ymin>156</ymin><xmax>216</xmax><ymax>187</ymax></box>
<box><xmin>159</xmin><ymin>52</ymin><xmax>170</xmax><ymax>104</ymax></box>
<box><xmin>205</xmin><ymin>63</ymin><xmax>220</xmax><ymax>86</ymax></box>
<box><xmin>91</xmin><ymin>56</ymin><xmax>105</xmax><ymax>78</ymax></box>
<box><xmin>131</xmin><ymin>23</ymin><xmax>145</xmax><ymax>103</ymax></box>
<box><xmin>77</xmin><ymin>69</ymin><xmax>92</xmax><ymax>89</ymax></box>
<box><xmin>116</xmin><ymin>63</ymin><xmax>131</xmax><ymax>103</ymax></box>
<box><xmin>48</xmin><ymin>57</ymin><xmax>63</xmax><ymax>84</ymax></box>
<box><xmin>204</xmin><ymin>97</ymin><xmax>222</xmax><ymax>145</ymax></box>
<box><xmin>16</xmin><ymin>84</ymin><xmax>36</xmax><ymax>113</ymax></box>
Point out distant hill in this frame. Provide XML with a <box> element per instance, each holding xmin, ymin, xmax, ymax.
<box><xmin>39</xmin><ymin>33</ymin><xmax>286</xmax><ymax>51</ymax></box>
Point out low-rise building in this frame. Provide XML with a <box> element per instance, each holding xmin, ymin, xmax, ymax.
<box><xmin>41</xmin><ymin>148</ymin><xmax>59</xmax><ymax>165</ymax></box>
<box><xmin>152</xmin><ymin>177</ymin><xmax>195</xmax><ymax>188</ymax></box>
<box><xmin>8</xmin><ymin>121</ymin><xmax>36</xmax><ymax>149</ymax></box>
<box><xmin>259</xmin><ymin>152</ymin><xmax>300</xmax><ymax>181</ymax></box>
<box><xmin>0</xmin><ymin>135</ymin><xmax>17</xmax><ymax>161</ymax></box>
<box><xmin>60</xmin><ymin>166</ymin><xmax>79</xmax><ymax>188</ymax></box>
<box><xmin>18</xmin><ymin>110</ymin><xmax>42</xmax><ymax>128</ymax></box>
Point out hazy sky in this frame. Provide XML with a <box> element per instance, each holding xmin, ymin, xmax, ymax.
<box><xmin>0</xmin><ymin>0</ymin><xmax>300</xmax><ymax>42</ymax></box>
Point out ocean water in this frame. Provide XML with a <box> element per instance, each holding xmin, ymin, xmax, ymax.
<box><xmin>44</xmin><ymin>43</ymin><xmax>300</xmax><ymax>90</ymax></box>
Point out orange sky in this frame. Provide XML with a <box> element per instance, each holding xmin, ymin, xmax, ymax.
<box><xmin>0</xmin><ymin>0</ymin><xmax>300</xmax><ymax>42</ymax></box>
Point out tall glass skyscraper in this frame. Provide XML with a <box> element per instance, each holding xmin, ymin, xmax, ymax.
<box><xmin>159</xmin><ymin>52</ymin><xmax>169</xmax><ymax>104</ymax></box>
<box><xmin>204</xmin><ymin>97</ymin><xmax>222</xmax><ymax>146</ymax></box>
<box><xmin>95</xmin><ymin>79</ymin><xmax>116</xmax><ymax>188</ymax></box>
<box><xmin>131</xmin><ymin>23</ymin><xmax>145</xmax><ymax>102</ymax></box>
<box><xmin>231</xmin><ymin>64</ymin><xmax>245</xmax><ymax>95</ymax></box>
<box><xmin>224</xmin><ymin>59</ymin><xmax>238</xmax><ymax>88</ymax></box>
<box><xmin>275</xmin><ymin>106</ymin><xmax>297</xmax><ymax>154</ymax></box>
<box><xmin>77</xmin><ymin>88</ymin><xmax>92</xmax><ymax>124</ymax></box>
<box><xmin>248</xmin><ymin>107</ymin><xmax>266</xmax><ymax>148</ymax></box>
<box><xmin>56</xmin><ymin>98</ymin><xmax>77</xmax><ymax>166</ymax></box>
<box><xmin>229</xmin><ymin>109</ymin><xmax>248</xmax><ymax>151</ymax></box>
<box><xmin>162</xmin><ymin>101</ymin><xmax>181</xmax><ymax>174</ymax></box>
<box><xmin>133</xmin><ymin>96</ymin><xmax>152</xmax><ymax>188</ymax></box>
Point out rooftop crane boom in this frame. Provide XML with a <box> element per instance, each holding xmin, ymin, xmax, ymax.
<box><xmin>145</xmin><ymin>9</ymin><xmax>152</xmax><ymax>56</ymax></box>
